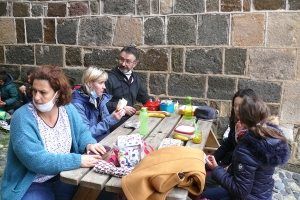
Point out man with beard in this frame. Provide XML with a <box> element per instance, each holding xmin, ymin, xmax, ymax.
<box><xmin>105</xmin><ymin>46</ymin><xmax>150</xmax><ymax>132</ymax></box>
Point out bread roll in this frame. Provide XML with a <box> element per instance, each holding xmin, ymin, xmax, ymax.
<box><xmin>116</xmin><ymin>98</ymin><xmax>127</xmax><ymax>111</ymax></box>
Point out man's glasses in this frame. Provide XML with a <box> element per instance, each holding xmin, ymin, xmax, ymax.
<box><xmin>118</xmin><ymin>57</ymin><xmax>135</xmax><ymax>65</ymax></box>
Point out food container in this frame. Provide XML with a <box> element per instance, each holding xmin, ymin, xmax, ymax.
<box><xmin>141</xmin><ymin>99</ymin><xmax>160</xmax><ymax>111</ymax></box>
<box><xmin>159</xmin><ymin>100</ymin><xmax>174</xmax><ymax>113</ymax></box>
<box><xmin>173</xmin><ymin>125</ymin><xmax>195</xmax><ymax>139</ymax></box>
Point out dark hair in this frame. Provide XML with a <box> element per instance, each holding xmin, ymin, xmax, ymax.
<box><xmin>229</xmin><ymin>89</ymin><xmax>257</xmax><ymax>131</ymax></box>
<box><xmin>239</xmin><ymin>96</ymin><xmax>286</xmax><ymax>143</ymax></box>
<box><xmin>121</xmin><ymin>46</ymin><xmax>139</xmax><ymax>61</ymax></box>
<box><xmin>27</xmin><ymin>69</ymin><xmax>34</xmax><ymax>76</ymax></box>
<box><xmin>0</xmin><ymin>69</ymin><xmax>8</xmax><ymax>81</ymax></box>
<box><xmin>29</xmin><ymin>65</ymin><xmax>72</xmax><ymax>107</ymax></box>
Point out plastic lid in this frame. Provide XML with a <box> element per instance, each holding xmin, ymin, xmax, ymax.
<box><xmin>174</xmin><ymin>125</ymin><xmax>195</xmax><ymax>134</ymax></box>
<box><xmin>141</xmin><ymin>107</ymin><xmax>148</xmax><ymax>112</ymax></box>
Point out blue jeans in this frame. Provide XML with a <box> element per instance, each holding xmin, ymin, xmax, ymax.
<box><xmin>200</xmin><ymin>186</ymin><xmax>230</xmax><ymax>200</ymax></box>
<box><xmin>22</xmin><ymin>175</ymin><xmax>79</xmax><ymax>200</ymax></box>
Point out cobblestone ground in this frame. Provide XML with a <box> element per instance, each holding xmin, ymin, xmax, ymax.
<box><xmin>0</xmin><ymin>129</ymin><xmax>299</xmax><ymax>200</ymax></box>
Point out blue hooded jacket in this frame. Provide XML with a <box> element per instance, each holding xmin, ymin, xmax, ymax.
<box><xmin>211</xmin><ymin>124</ymin><xmax>289</xmax><ymax>200</ymax></box>
<box><xmin>72</xmin><ymin>88</ymin><xmax>119</xmax><ymax>142</ymax></box>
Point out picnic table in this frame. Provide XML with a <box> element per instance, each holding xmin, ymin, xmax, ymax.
<box><xmin>60</xmin><ymin>110</ymin><xmax>219</xmax><ymax>200</ymax></box>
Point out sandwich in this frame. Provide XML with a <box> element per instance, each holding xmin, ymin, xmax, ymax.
<box><xmin>116</xmin><ymin>98</ymin><xmax>128</xmax><ymax>111</ymax></box>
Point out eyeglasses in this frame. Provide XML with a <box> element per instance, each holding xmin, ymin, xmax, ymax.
<box><xmin>118</xmin><ymin>57</ymin><xmax>135</xmax><ymax>65</ymax></box>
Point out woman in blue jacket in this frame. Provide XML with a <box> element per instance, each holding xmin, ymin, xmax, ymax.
<box><xmin>1</xmin><ymin>66</ymin><xmax>106</xmax><ymax>200</ymax></box>
<box><xmin>201</xmin><ymin>96</ymin><xmax>289</xmax><ymax>200</ymax></box>
<box><xmin>72</xmin><ymin>67</ymin><xmax>125</xmax><ymax>142</ymax></box>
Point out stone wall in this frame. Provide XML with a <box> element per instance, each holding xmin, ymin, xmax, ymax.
<box><xmin>0</xmin><ymin>0</ymin><xmax>299</xmax><ymax>163</ymax></box>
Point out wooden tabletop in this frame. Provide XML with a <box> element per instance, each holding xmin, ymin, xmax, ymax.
<box><xmin>60</xmin><ymin>110</ymin><xmax>213</xmax><ymax>200</ymax></box>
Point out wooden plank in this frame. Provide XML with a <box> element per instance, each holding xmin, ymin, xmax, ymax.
<box><xmin>60</xmin><ymin>168</ymin><xmax>91</xmax><ymax>185</ymax></box>
<box><xmin>84</xmin><ymin>188</ymin><xmax>101</xmax><ymax>200</ymax></box>
<box><xmin>105</xmin><ymin>176</ymin><xmax>124</xmax><ymax>194</ymax></box>
<box><xmin>203</xmin><ymin>147</ymin><xmax>218</xmax><ymax>155</ymax></box>
<box><xmin>80</xmin><ymin>170</ymin><xmax>111</xmax><ymax>190</ymax></box>
<box><xmin>72</xmin><ymin>186</ymin><xmax>101</xmax><ymax>200</ymax></box>
<box><xmin>205</xmin><ymin>129</ymin><xmax>220</xmax><ymax>148</ymax></box>
<box><xmin>166</xmin><ymin>188</ymin><xmax>188</xmax><ymax>200</ymax></box>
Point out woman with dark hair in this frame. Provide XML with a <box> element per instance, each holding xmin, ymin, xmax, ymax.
<box><xmin>1</xmin><ymin>66</ymin><xmax>106</xmax><ymax>200</ymax></box>
<box><xmin>201</xmin><ymin>96</ymin><xmax>289</xmax><ymax>200</ymax></box>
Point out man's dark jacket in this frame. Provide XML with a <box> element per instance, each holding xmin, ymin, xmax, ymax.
<box><xmin>105</xmin><ymin>67</ymin><xmax>150</xmax><ymax>114</ymax></box>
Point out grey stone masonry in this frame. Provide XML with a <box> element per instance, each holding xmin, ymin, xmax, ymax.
<box><xmin>171</xmin><ymin>48</ymin><xmax>184</xmax><ymax>72</ymax></box>
<box><xmin>144</xmin><ymin>17</ymin><xmax>164</xmax><ymax>45</ymax></box>
<box><xmin>137</xmin><ymin>0</ymin><xmax>150</xmax><ymax>15</ymax></box>
<box><xmin>198</xmin><ymin>14</ymin><xmax>230</xmax><ymax>46</ymax></box>
<box><xmin>16</xmin><ymin>19</ymin><xmax>25</xmax><ymax>43</ymax></box>
<box><xmin>167</xmin><ymin>16</ymin><xmax>196</xmax><ymax>45</ymax></box>
<box><xmin>151</xmin><ymin>0</ymin><xmax>159</xmax><ymax>14</ymax></box>
<box><xmin>281</xmin><ymin>82</ymin><xmax>300</xmax><ymax>123</ymax></box>
<box><xmin>26</xmin><ymin>19</ymin><xmax>43</xmax><ymax>43</ymax></box>
<box><xmin>174</xmin><ymin>0</ymin><xmax>205</xmax><ymax>14</ymax></box>
<box><xmin>6</xmin><ymin>46</ymin><xmax>34</xmax><ymax>65</ymax></box>
<box><xmin>57</xmin><ymin>19</ymin><xmax>78</xmax><ymax>45</ymax></box>
<box><xmin>224</xmin><ymin>48</ymin><xmax>246</xmax><ymax>75</ymax></box>
<box><xmin>62</xmin><ymin>68</ymin><xmax>86</xmax><ymax>85</ymax></box>
<box><xmin>289</xmin><ymin>0</ymin><xmax>300</xmax><ymax>10</ymax></box>
<box><xmin>149</xmin><ymin>74</ymin><xmax>167</xmax><ymax>95</ymax></box>
<box><xmin>13</xmin><ymin>2</ymin><xmax>29</xmax><ymax>17</ymax></box>
<box><xmin>31</xmin><ymin>4</ymin><xmax>43</xmax><ymax>17</ymax></box>
<box><xmin>138</xmin><ymin>48</ymin><xmax>168</xmax><ymax>71</ymax></box>
<box><xmin>238</xmin><ymin>79</ymin><xmax>282</xmax><ymax>103</ymax></box>
<box><xmin>0</xmin><ymin>65</ymin><xmax>20</xmax><ymax>81</ymax></box>
<box><xmin>103</xmin><ymin>0</ymin><xmax>135</xmax><ymax>15</ymax></box>
<box><xmin>168</xmin><ymin>74</ymin><xmax>206</xmax><ymax>97</ymax></box>
<box><xmin>66</xmin><ymin>47</ymin><xmax>82</xmax><ymax>67</ymax></box>
<box><xmin>206</xmin><ymin>0</ymin><xmax>219</xmax><ymax>12</ymax></box>
<box><xmin>186</xmin><ymin>48</ymin><xmax>222</xmax><ymax>74</ymax></box>
<box><xmin>207</xmin><ymin>76</ymin><xmax>236</xmax><ymax>100</ymax></box>
<box><xmin>0</xmin><ymin>2</ymin><xmax>7</xmax><ymax>16</ymax></box>
<box><xmin>0</xmin><ymin>47</ymin><xmax>3</xmax><ymax>63</ymax></box>
<box><xmin>79</xmin><ymin>17</ymin><xmax>115</xmax><ymax>47</ymax></box>
<box><xmin>135</xmin><ymin>72</ymin><xmax>148</xmax><ymax>94</ymax></box>
<box><xmin>36</xmin><ymin>45</ymin><xmax>63</xmax><ymax>67</ymax></box>
<box><xmin>84</xmin><ymin>48</ymin><xmax>120</xmax><ymax>69</ymax></box>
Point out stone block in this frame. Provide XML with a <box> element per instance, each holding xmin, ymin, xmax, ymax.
<box><xmin>0</xmin><ymin>18</ymin><xmax>16</xmax><ymax>44</ymax></box>
<box><xmin>20</xmin><ymin>66</ymin><xmax>36</xmax><ymax>82</ymax></box>
<box><xmin>144</xmin><ymin>17</ymin><xmax>164</xmax><ymax>45</ymax></box>
<box><xmin>243</xmin><ymin>0</ymin><xmax>250</xmax><ymax>11</ymax></box>
<box><xmin>168</xmin><ymin>74</ymin><xmax>206</xmax><ymax>97</ymax></box>
<box><xmin>13</xmin><ymin>2</ymin><xmax>29</xmax><ymax>17</ymax></box>
<box><xmin>198</xmin><ymin>14</ymin><xmax>229</xmax><ymax>46</ymax></box>
<box><xmin>215</xmin><ymin>116</ymin><xmax>230</xmax><ymax>139</ymax></box>
<box><xmin>232</xmin><ymin>14</ymin><xmax>265</xmax><ymax>46</ymax></box>
<box><xmin>207</xmin><ymin>0</ymin><xmax>219</xmax><ymax>12</ymax></box>
<box><xmin>0</xmin><ymin>65</ymin><xmax>20</xmax><ymax>81</ymax></box>
<box><xmin>135</xmin><ymin>72</ymin><xmax>148</xmax><ymax>93</ymax></box>
<box><xmin>171</xmin><ymin>48</ymin><xmax>184</xmax><ymax>72</ymax></box>
<box><xmin>90</xmin><ymin>1</ymin><xmax>99</xmax><ymax>15</ymax></box>
<box><xmin>167</xmin><ymin>16</ymin><xmax>196</xmax><ymax>45</ymax></box>
<box><xmin>69</xmin><ymin>2</ymin><xmax>88</xmax><ymax>16</ymax></box>
<box><xmin>48</xmin><ymin>3</ymin><xmax>66</xmax><ymax>17</ymax></box>
<box><xmin>113</xmin><ymin>17</ymin><xmax>143</xmax><ymax>46</ymax></box>
<box><xmin>36</xmin><ymin>45</ymin><xmax>63</xmax><ymax>67</ymax></box>
<box><xmin>186</xmin><ymin>48</ymin><xmax>222</xmax><ymax>74</ymax></box>
<box><xmin>248</xmin><ymin>48</ymin><xmax>296</xmax><ymax>80</ymax></box>
<box><xmin>0</xmin><ymin>2</ymin><xmax>7</xmax><ymax>16</ymax></box>
<box><xmin>280</xmin><ymin>124</ymin><xmax>295</xmax><ymax>142</ymax></box>
<box><xmin>79</xmin><ymin>17</ymin><xmax>115</xmax><ymax>46</ymax></box>
<box><xmin>221</xmin><ymin>0</ymin><xmax>241</xmax><ymax>12</ymax></box>
<box><xmin>66</xmin><ymin>47</ymin><xmax>82</xmax><ymax>66</ymax></box>
<box><xmin>267</xmin><ymin>13</ymin><xmax>300</xmax><ymax>47</ymax></box>
<box><xmin>32</xmin><ymin>4</ymin><xmax>43</xmax><ymax>17</ymax></box>
<box><xmin>207</xmin><ymin>77</ymin><xmax>236</xmax><ymax>100</ymax></box>
<box><xmin>149</xmin><ymin>74</ymin><xmax>166</xmax><ymax>95</ymax></box>
<box><xmin>0</xmin><ymin>47</ymin><xmax>3</xmax><ymax>63</ymax></box>
<box><xmin>44</xmin><ymin>19</ymin><xmax>55</xmax><ymax>44</ymax></box>
<box><xmin>297</xmin><ymin>50</ymin><xmax>300</xmax><ymax>80</ymax></box>
<box><xmin>138</xmin><ymin>48</ymin><xmax>168</xmax><ymax>71</ymax></box>
<box><xmin>253</xmin><ymin>0</ymin><xmax>285</xmax><ymax>10</ymax></box>
<box><xmin>151</xmin><ymin>0</ymin><xmax>159</xmax><ymax>14</ymax></box>
<box><xmin>57</xmin><ymin>19</ymin><xmax>78</xmax><ymax>45</ymax></box>
<box><xmin>26</xmin><ymin>19</ymin><xmax>43</xmax><ymax>43</ymax></box>
<box><xmin>84</xmin><ymin>48</ymin><xmax>120</xmax><ymax>69</ymax></box>
<box><xmin>103</xmin><ymin>0</ymin><xmax>134</xmax><ymax>15</ymax></box>
<box><xmin>62</xmin><ymin>68</ymin><xmax>85</xmax><ymax>85</ymax></box>
<box><xmin>174</xmin><ymin>0</ymin><xmax>205</xmax><ymax>14</ymax></box>
<box><xmin>238</xmin><ymin>79</ymin><xmax>282</xmax><ymax>103</ymax></box>
<box><xmin>267</xmin><ymin>104</ymin><xmax>279</xmax><ymax>116</ymax></box>
<box><xmin>6</xmin><ymin>46</ymin><xmax>34</xmax><ymax>65</ymax></box>
<box><xmin>224</xmin><ymin>48</ymin><xmax>246</xmax><ymax>75</ymax></box>
<box><xmin>289</xmin><ymin>0</ymin><xmax>300</xmax><ymax>10</ymax></box>
<box><xmin>281</xmin><ymin>82</ymin><xmax>300</xmax><ymax>123</ymax></box>
<box><xmin>137</xmin><ymin>0</ymin><xmax>150</xmax><ymax>15</ymax></box>
<box><xmin>160</xmin><ymin>0</ymin><xmax>172</xmax><ymax>14</ymax></box>
<box><xmin>219</xmin><ymin>101</ymin><xmax>231</xmax><ymax>117</ymax></box>
<box><xmin>16</xmin><ymin>19</ymin><xmax>25</xmax><ymax>43</ymax></box>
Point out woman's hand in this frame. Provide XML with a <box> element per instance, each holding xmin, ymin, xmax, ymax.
<box><xmin>205</xmin><ymin>155</ymin><xmax>218</xmax><ymax>171</ymax></box>
<box><xmin>80</xmin><ymin>155</ymin><xmax>102</xmax><ymax>168</ymax></box>
<box><xmin>86</xmin><ymin>143</ymin><xmax>106</xmax><ymax>155</ymax></box>
<box><xmin>112</xmin><ymin>108</ymin><xmax>126</xmax><ymax>120</ymax></box>
<box><xmin>124</xmin><ymin>106</ymin><xmax>136</xmax><ymax>116</ymax></box>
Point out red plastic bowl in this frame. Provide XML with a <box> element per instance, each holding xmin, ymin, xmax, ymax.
<box><xmin>140</xmin><ymin>105</ymin><xmax>159</xmax><ymax>111</ymax></box>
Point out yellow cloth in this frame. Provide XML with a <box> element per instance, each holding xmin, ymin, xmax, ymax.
<box><xmin>122</xmin><ymin>146</ymin><xmax>206</xmax><ymax>200</ymax></box>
